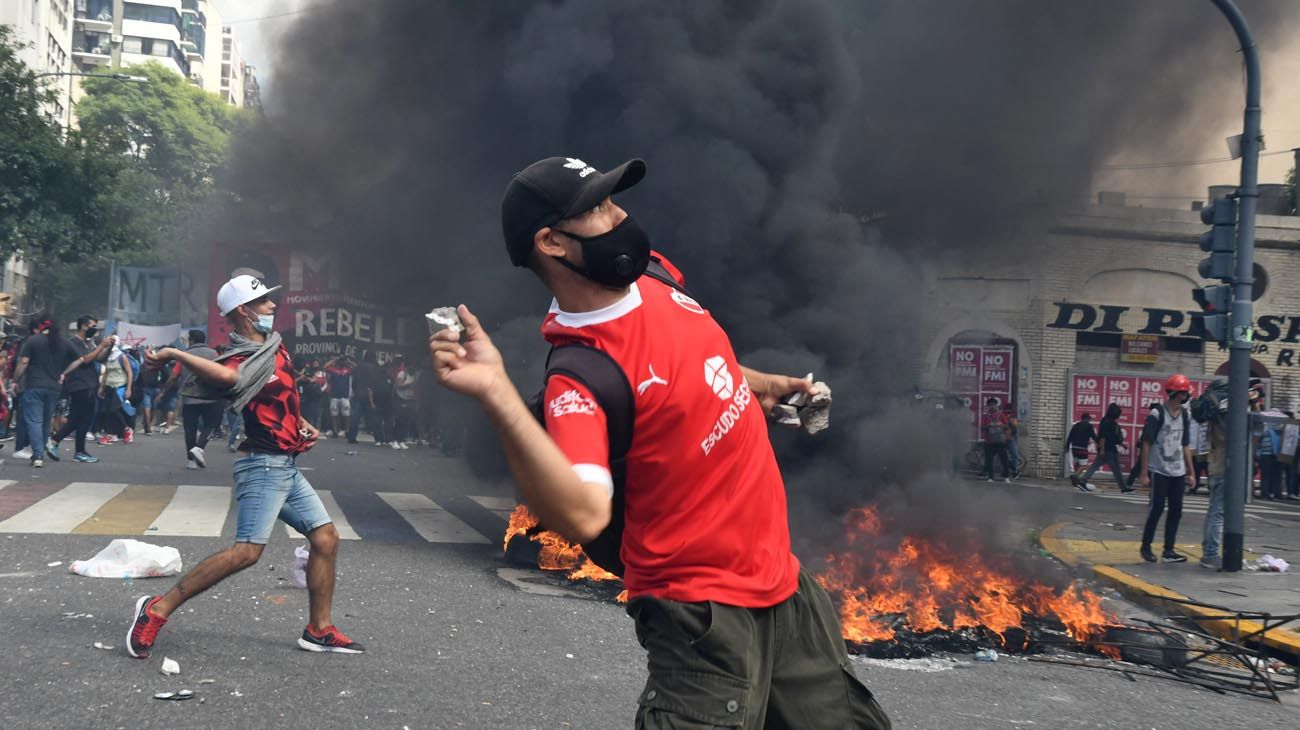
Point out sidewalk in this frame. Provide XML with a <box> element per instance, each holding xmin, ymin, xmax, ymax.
<box><xmin>1028</xmin><ymin>476</ymin><xmax>1300</xmax><ymax>660</ymax></box>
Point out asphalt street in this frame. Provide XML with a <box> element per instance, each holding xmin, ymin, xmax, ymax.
<box><xmin>0</xmin><ymin>432</ymin><xmax>1296</xmax><ymax>729</ymax></box>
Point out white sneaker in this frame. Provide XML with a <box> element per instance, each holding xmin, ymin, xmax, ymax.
<box><xmin>399</xmin><ymin>442</ymin><xmax>410</xmax><ymax>450</ymax></box>
<box><xmin>32</xmin><ymin>459</ymin><xmax>43</xmax><ymax>468</ymax></box>
<box><xmin>13</xmin><ymin>447</ymin><xmax>32</xmax><ymax>460</ymax></box>
<box><xmin>185</xmin><ymin>461</ymin><xmax>198</xmax><ymax>470</ymax></box>
<box><xmin>188</xmin><ymin>446</ymin><xmax>206</xmax><ymax>468</ymax></box>
<box><xmin>390</xmin><ymin>442</ymin><xmax>402</xmax><ymax>450</ymax></box>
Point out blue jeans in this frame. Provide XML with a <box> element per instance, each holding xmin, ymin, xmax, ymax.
<box><xmin>1006</xmin><ymin>437</ymin><xmax>1020</xmax><ymax>473</ymax></box>
<box><xmin>232</xmin><ymin>453</ymin><xmax>331</xmax><ymax>544</ymax></box>
<box><xmin>1202</xmin><ymin>475</ymin><xmax>1225</xmax><ymax>559</ymax></box>
<box><xmin>225</xmin><ymin>409</ymin><xmax>242</xmax><ymax>449</ymax></box>
<box><xmin>21</xmin><ymin>388</ymin><xmax>59</xmax><ymax>460</ymax></box>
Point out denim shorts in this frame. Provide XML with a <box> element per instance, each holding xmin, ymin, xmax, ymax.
<box><xmin>155</xmin><ymin>389</ymin><xmax>179</xmax><ymax>413</ymax></box>
<box><xmin>233</xmin><ymin>453</ymin><xmax>332</xmax><ymax>544</ymax></box>
<box><xmin>141</xmin><ymin>386</ymin><xmax>161</xmax><ymax>410</ymax></box>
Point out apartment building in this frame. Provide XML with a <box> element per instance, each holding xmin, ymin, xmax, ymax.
<box><xmin>69</xmin><ymin>0</ymin><xmax>253</xmax><ymax>107</ymax></box>
<box><xmin>0</xmin><ymin>0</ymin><xmax>76</xmax><ymax>125</ymax></box>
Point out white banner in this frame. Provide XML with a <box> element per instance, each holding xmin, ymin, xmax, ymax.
<box><xmin>113</xmin><ymin>322</ymin><xmax>182</xmax><ymax>349</ymax></box>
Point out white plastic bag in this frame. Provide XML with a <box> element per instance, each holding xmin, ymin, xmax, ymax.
<box><xmin>69</xmin><ymin>539</ymin><xmax>182</xmax><ymax>578</ymax></box>
<box><xmin>1256</xmin><ymin>554</ymin><xmax>1290</xmax><ymax>573</ymax></box>
<box><xmin>291</xmin><ymin>544</ymin><xmax>310</xmax><ymax>588</ymax></box>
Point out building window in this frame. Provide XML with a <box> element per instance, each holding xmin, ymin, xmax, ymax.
<box><xmin>122</xmin><ymin>36</ymin><xmax>144</xmax><ymax>54</ymax></box>
<box><xmin>123</xmin><ymin>2</ymin><xmax>181</xmax><ymax>27</ymax></box>
<box><xmin>76</xmin><ymin>0</ymin><xmax>114</xmax><ymax>21</ymax></box>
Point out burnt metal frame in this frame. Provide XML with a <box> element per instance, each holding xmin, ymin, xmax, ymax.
<box><xmin>1139</xmin><ymin>594</ymin><xmax>1300</xmax><ymax>701</ymax></box>
<box><xmin>1031</xmin><ymin>596</ymin><xmax>1299</xmax><ymax>702</ymax></box>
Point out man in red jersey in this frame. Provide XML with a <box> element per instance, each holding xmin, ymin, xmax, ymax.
<box><xmin>126</xmin><ymin>274</ymin><xmax>364</xmax><ymax>659</ymax></box>
<box><xmin>430</xmin><ymin>157</ymin><xmax>889</xmax><ymax>729</ymax></box>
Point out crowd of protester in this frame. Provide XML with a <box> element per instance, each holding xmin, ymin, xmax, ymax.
<box><xmin>0</xmin><ymin>316</ymin><xmax>461</xmax><ymax>467</ymax></box>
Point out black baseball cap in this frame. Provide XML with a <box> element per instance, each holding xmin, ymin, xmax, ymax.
<box><xmin>500</xmin><ymin>156</ymin><xmax>646</xmax><ymax>267</ymax></box>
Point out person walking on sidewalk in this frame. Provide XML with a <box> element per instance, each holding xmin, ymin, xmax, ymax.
<box><xmin>1003</xmin><ymin>403</ymin><xmax>1022</xmax><ymax>479</ymax></box>
<box><xmin>127</xmin><ymin>274</ymin><xmax>364</xmax><ymax>659</ymax></box>
<box><xmin>1200</xmin><ymin>412</ymin><xmax>1228</xmax><ymax>570</ymax></box>
<box><xmin>981</xmin><ymin>398</ymin><xmax>1012</xmax><ymax>482</ymax></box>
<box><xmin>1138</xmin><ymin>374</ymin><xmax>1195</xmax><ymax>563</ymax></box>
<box><xmin>429</xmin><ymin>155</ymin><xmax>890</xmax><ymax>728</ymax></box>
<box><xmin>1064</xmin><ymin>412</ymin><xmax>1097</xmax><ymax>483</ymax></box>
<box><xmin>51</xmin><ymin>316</ymin><xmax>111</xmax><ymax>463</ymax></box>
<box><xmin>1188</xmin><ymin>417</ymin><xmax>1209</xmax><ymax>495</ymax></box>
<box><xmin>1074</xmin><ymin>403</ymin><xmax>1133</xmax><ymax>493</ymax></box>
<box><xmin>176</xmin><ymin>330</ymin><xmax>223</xmax><ymax>470</ymax></box>
<box><xmin>1251</xmin><ymin>391</ymin><xmax>1286</xmax><ymax>500</ymax></box>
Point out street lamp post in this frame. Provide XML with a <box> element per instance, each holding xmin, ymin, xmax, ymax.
<box><xmin>35</xmin><ymin>71</ymin><xmax>149</xmax><ymax>82</ymax></box>
<box><xmin>32</xmin><ymin>71</ymin><xmax>148</xmax><ymax>129</ymax></box>
<box><xmin>1210</xmin><ymin>0</ymin><xmax>1261</xmax><ymax>574</ymax></box>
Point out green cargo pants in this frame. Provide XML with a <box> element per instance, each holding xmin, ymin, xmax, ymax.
<box><xmin>627</xmin><ymin>566</ymin><xmax>891</xmax><ymax>729</ymax></box>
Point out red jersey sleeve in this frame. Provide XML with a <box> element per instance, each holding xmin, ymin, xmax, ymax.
<box><xmin>543</xmin><ymin>374</ymin><xmax>613</xmax><ymax>495</ymax></box>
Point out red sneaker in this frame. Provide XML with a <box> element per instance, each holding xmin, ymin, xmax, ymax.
<box><xmin>298</xmin><ymin>624</ymin><xmax>365</xmax><ymax>654</ymax></box>
<box><xmin>126</xmin><ymin>595</ymin><xmax>167</xmax><ymax>658</ymax></box>
<box><xmin>123</xmin><ymin>427</ymin><xmax>134</xmax><ymax>444</ymax></box>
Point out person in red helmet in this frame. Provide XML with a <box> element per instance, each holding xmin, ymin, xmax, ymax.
<box><xmin>1138</xmin><ymin>373</ymin><xmax>1195</xmax><ymax>563</ymax></box>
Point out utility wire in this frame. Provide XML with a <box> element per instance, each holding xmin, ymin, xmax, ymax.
<box><xmin>223</xmin><ymin>4</ymin><xmax>339</xmax><ymax>25</ymax></box>
<box><xmin>1102</xmin><ymin>149</ymin><xmax>1294</xmax><ymax>171</ymax></box>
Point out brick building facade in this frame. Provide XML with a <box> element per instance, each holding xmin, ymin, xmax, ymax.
<box><xmin>917</xmin><ymin>203</ymin><xmax>1300</xmax><ymax>477</ymax></box>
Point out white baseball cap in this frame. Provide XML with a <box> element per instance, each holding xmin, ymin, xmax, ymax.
<box><xmin>217</xmin><ymin>274</ymin><xmax>281</xmax><ymax>316</ymax></box>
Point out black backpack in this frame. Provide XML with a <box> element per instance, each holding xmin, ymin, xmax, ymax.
<box><xmin>527</xmin><ymin>258</ymin><xmax>691</xmax><ymax>577</ymax></box>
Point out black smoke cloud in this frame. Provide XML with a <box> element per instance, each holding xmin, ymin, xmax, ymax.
<box><xmin>210</xmin><ymin>0</ymin><xmax>1297</xmax><ymax>559</ymax></box>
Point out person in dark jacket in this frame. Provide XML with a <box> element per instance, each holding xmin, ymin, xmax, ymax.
<box><xmin>1065</xmin><ymin>413</ymin><xmax>1097</xmax><ymax>482</ymax></box>
<box><xmin>1073</xmin><ymin>403</ymin><xmax>1133</xmax><ymax>493</ymax></box>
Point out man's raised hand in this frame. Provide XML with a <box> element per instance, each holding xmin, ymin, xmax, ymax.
<box><xmin>428</xmin><ymin>305</ymin><xmax>507</xmax><ymax>400</ymax></box>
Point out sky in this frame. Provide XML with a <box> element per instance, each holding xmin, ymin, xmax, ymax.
<box><xmin>210</xmin><ymin>0</ymin><xmax>312</xmax><ymax>97</ymax></box>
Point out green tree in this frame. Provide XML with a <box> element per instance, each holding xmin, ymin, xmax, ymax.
<box><xmin>75</xmin><ymin>61</ymin><xmax>246</xmax><ymax>261</ymax></box>
<box><xmin>0</xmin><ymin>25</ymin><xmax>132</xmax><ymax>265</ymax></box>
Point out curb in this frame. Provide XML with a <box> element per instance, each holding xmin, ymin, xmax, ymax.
<box><xmin>1040</xmin><ymin>523</ymin><xmax>1300</xmax><ymax>661</ymax></box>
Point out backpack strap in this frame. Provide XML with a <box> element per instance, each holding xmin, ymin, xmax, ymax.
<box><xmin>529</xmin><ymin>344</ymin><xmax>635</xmax><ymax>577</ymax></box>
<box><xmin>644</xmin><ymin>255</ymin><xmax>691</xmax><ymax>297</ymax></box>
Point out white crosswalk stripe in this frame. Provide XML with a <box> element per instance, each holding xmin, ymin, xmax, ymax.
<box><xmin>0</xmin><ymin>481</ymin><xmax>510</xmax><ymax>544</ymax></box>
<box><xmin>470</xmin><ymin>495</ymin><xmax>518</xmax><ymax>520</ymax></box>
<box><xmin>378</xmin><ymin>492</ymin><xmax>490</xmax><ymax>543</ymax></box>
<box><xmin>284</xmin><ymin>490</ymin><xmax>360</xmax><ymax>540</ymax></box>
<box><xmin>0</xmin><ymin>482</ymin><xmax>126</xmax><ymax>533</ymax></box>
<box><xmin>149</xmin><ymin>485</ymin><xmax>232</xmax><ymax>536</ymax></box>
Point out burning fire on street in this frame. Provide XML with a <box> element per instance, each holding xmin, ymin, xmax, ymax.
<box><xmin>816</xmin><ymin>506</ymin><xmax>1118</xmax><ymax>658</ymax></box>
<box><xmin>504</xmin><ymin>503</ymin><xmax>1118</xmax><ymax>658</ymax></box>
<box><xmin>504</xmin><ymin>505</ymin><xmax>626</xmax><ymax>600</ymax></box>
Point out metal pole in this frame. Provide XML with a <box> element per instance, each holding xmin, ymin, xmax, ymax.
<box><xmin>1211</xmin><ymin>0</ymin><xmax>1260</xmax><ymax>573</ymax></box>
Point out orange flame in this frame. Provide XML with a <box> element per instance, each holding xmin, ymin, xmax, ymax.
<box><xmin>505</xmin><ymin>505</ymin><xmax>621</xmax><ymax>585</ymax></box>
<box><xmin>816</xmin><ymin>506</ymin><xmax>1113</xmax><ymax>647</ymax></box>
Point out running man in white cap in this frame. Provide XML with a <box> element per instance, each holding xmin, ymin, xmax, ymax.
<box><xmin>125</xmin><ymin>274</ymin><xmax>365</xmax><ymax>659</ymax></box>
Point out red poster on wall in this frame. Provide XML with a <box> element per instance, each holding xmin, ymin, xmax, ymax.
<box><xmin>1068</xmin><ymin>371</ymin><xmax>1218</xmax><ymax>475</ymax></box>
<box><xmin>950</xmin><ymin>344</ymin><xmax>1016</xmax><ymax>442</ymax></box>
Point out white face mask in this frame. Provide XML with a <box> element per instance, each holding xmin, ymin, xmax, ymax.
<box><xmin>247</xmin><ymin>312</ymin><xmax>275</xmax><ymax>334</ymax></box>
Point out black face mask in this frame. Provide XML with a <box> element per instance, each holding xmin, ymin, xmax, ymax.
<box><xmin>554</xmin><ymin>216</ymin><xmax>651</xmax><ymax>290</ymax></box>
<box><xmin>85</xmin><ymin>327</ymin><xmax>98</xmax><ymax>338</ymax></box>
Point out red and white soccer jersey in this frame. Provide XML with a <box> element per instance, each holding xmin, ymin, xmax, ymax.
<box><xmin>541</xmin><ymin>256</ymin><xmax>799</xmax><ymax>607</ymax></box>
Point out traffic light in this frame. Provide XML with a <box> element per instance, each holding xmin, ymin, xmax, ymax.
<box><xmin>1198</xmin><ymin>195</ymin><xmax>1237</xmax><ymax>281</ymax></box>
<box><xmin>1193</xmin><ymin>285</ymin><xmax>1232</xmax><ymax>344</ymax></box>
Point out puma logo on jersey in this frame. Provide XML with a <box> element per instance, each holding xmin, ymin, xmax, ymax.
<box><xmin>637</xmin><ymin>364</ymin><xmax>669</xmax><ymax>395</ymax></box>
